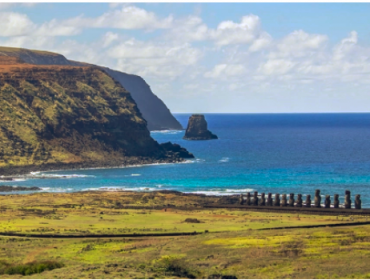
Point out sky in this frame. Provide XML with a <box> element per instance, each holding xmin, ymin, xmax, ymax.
<box><xmin>0</xmin><ymin>3</ymin><xmax>370</xmax><ymax>113</ymax></box>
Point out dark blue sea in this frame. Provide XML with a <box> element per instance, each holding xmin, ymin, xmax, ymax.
<box><xmin>2</xmin><ymin>113</ymin><xmax>370</xmax><ymax>206</ymax></box>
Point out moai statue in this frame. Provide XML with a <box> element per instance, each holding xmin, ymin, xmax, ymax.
<box><xmin>266</xmin><ymin>193</ymin><xmax>273</xmax><ymax>206</ymax></box>
<box><xmin>314</xmin><ymin>189</ymin><xmax>321</xmax><ymax>208</ymax></box>
<box><xmin>259</xmin><ymin>193</ymin><xmax>265</xmax><ymax>206</ymax></box>
<box><xmin>253</xmin><ymin>191</ymin><xmax>259</xmax><ymax>206</ymax></box>
<box><xmin>345</xmin><ymin>190</ymin><xmax>351</xmax><ymax>209</ymax></box>
<box><xmin>296</xmin><ymin>194</ymin><xmax>303</xmax><ymax>207</ymax></box>
<box><xmin>324</xmin><ymin>195</ymin><xmax>331</xmax><ymax>208</ymax></box>
<box><xmin>334</xmin><ymin>194</ymin><xmax>339</xmax><ymax>208</ymax></box>
<box><xmin>239</xmin><ymin>194</ymin><xmax>244</xmax><ymax>205</ymax></box>
<box><xmin>355</xmin><ymin>195</ymin><xmax>361</xmax><ymax>210</ymax></box>
<box><xmin>246</xmin><ymin>192</ymin><xmax>251</xmax><ymax>206</ymax></box>
<box><xmin>305</xmin><ymin>194</ymin><xmax>311</xmax><ymax>207</ymax></box>
<box><xmin>288</xmin><ymin>193</ymin><xmax>295</xmax><ymax>207</ymax></box>
<box><xmin>281</xmin><ymin>194</ymin><xmax>288</xmax><ymax>207</ymax></box>
<box><xmin>274</xmin><ymin>193</ymin><xmax>280</xmax><ymax>207</ymax></box>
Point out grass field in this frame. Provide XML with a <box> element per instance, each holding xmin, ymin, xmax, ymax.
<box><xmin>0</xmin><ymin>191</ymin><xmax>370</xmax><ymax>278</ymax></box>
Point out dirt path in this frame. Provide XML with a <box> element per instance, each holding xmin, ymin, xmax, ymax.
<box><xmin>1</xmin><ymin>221</ymin><xmax>370</xmax><ymax>239</ymax></box>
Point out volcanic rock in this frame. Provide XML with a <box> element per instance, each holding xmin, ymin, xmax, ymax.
<box><xmin>0</xmin><ymin>185</ymin><xmax>41</xmax><ymax>192</ymax></box>
<box><xmin>0</xmin><ymin>58</ymin><xmax>193</xmax><ymax>174</ymax></box>
<box><xmin>0</xmin><ymin>46</ymin><xmax>182</xmax><ymax>131</ymax></box>
<box><xmin>183</xmin><ymin>115</ymin><xmax>218</xmax><ymax>140</ymax></box>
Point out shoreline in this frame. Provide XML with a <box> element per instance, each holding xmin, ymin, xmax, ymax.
<box><xmin>0</xmin><ymin>156</ymin><xmax>187</xmax><ymax>178</ymax></box>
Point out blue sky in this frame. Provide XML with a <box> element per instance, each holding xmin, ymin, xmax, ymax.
<box><xmin>1</xmin><ymin>3</ymin><xmax>370</xmax><ymax>113</ymax></box>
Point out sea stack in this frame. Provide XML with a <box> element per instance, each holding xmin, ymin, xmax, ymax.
<box><xmin>183</xmin><ymin>114</ymin><xmax>218</xmax><ymax>140</ymax></box>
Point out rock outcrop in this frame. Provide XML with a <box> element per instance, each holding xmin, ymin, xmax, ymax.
<box><xmin>183</xmin><ymin>115</ymin><xmax>218</xmax><ymax>140</ymax></box>
<box><xmin>0</xmin><ymin>59</ymin><xmax>193</xmax><ymax>174</ymax></box>
<box><xmin>0</xmin><ymin>46</ymin><xmax>182</xmax><ymax>131</ymax></box>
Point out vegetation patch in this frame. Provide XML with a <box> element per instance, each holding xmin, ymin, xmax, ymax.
<box><xmin>0</xmin><ymin>260</ymin><xmax>64</xmax><ymax>276</ymax></box>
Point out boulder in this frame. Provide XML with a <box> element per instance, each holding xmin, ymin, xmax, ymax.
<box><xmin>183</xmin><ymin>115</ymin><xmax>218</xmax><ymax>140</ymax></box>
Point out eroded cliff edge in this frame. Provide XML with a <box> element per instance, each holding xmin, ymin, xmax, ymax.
<box><xmin>0</xmin><ymin>59</ymin><xmax>193</xmax><ymax>175</ymax></box>
<box><xmin>0</xmin><ymin>47</ymin><xmax>183</xmax><ymax>131</ymax></box>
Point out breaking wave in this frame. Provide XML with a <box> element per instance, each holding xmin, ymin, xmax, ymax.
<box><xmin>151</xmin><ymin>130</ymin><xmax>183</xmax><ymax>135</ymax></box>
<box><xmin>218</xmin><ymin>157</ymin><xmax>229</xmax><ymax>163</ymax></box>
<box><xmin>185</xmin><ymin>188</ymin><xmax>254</xmax><ymax>196</ymax></box>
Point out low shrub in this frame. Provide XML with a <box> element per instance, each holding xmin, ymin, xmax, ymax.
<box><xmin>151</xmin><ymin>255</ymin><xmax>198</xmax><ymax>279</ymax></box>
<box><xmin>184</xmin><ymin>218</ymin><xmax>202</xmax><ymax>223</ymax></box>
<box><xmin>2</xmin><ymin>260</ymin><xmax>64</xmax><ymax>276</ymax></box>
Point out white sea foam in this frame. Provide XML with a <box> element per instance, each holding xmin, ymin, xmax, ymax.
<box><xmin>218</xmin><ymin>157</ymin><xmax>229</xmax><ymax>163</ymax></box>
<box><xmin>185</xmin><ymin>188</ymin><xmax>255</xmax><ymax>196</ymax></box>
<box><xmin>82</xmin><ymin>186</ymin><xmax>158</xmax><ymax>192</ymax></box>
<box><xmin>29</xmin><ymin>173</ymin><xmax>95</xmax><ymax>179</ymax></box>
<box><xmin>151</xmin><ymin>130</ymin><xmax>183</xmax><ymax>135</ymax></box>
<box><xmin>40</xmin><ymin>187</ymin><xmax>73</xmax><ymax>192</ymax></box>
<box><xmin>182</xmin><ymin>158</ymin><xmax>205</xmax><ymax>164</ymax></box>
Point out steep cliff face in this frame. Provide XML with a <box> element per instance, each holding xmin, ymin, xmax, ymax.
<box><xmin>0</xmin><ymin>46</ymin><xmax>182</xmax><ymax>131</ymax></box>
<box><xmin>183</xmin><ymin>115</ymin><xmax>218</xmax><ymax>140</ymax></box>
<box><xmin>103</xmin><ymin>68</ymin><xmax>182</xmax><ymax>131</ymax></box>
<box><xmin>0</xmin><ymin>60</ymin><xmax>192</xmax><ymax>171</ymax></box>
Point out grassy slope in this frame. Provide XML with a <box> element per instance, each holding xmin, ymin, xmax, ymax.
<box><xmin>0</xmin><ymin>64</ymin><xmax>158</xmax><ymax>168</ymax></box>
<box><xmin>0</xmin><ymin>47</ymin><xmax>59</xmax><ymax>56</ymax></box>
<box><xmin>0</xmin><ymin>192</ymin><xmax>370</xmax><ymax>278</ymax></box>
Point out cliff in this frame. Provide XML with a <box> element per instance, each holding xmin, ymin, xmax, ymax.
<box><xmin>0</xmin><ymin>59</ymin><xmax>193</xmax><ymax>174</ymax></box>
<box><xmin>183</xmin><ymin>114</ymin><xmax>218</xmax><ymax>140</ymax></box>
<box><xmin>0</xmin><ymin>46</ymin><xmax>183</xmax><ymax>131</ymax></box>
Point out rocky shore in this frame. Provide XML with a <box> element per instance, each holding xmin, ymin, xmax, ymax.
<box><xmin>0</xmin><ymin>154</ymin><xmax>191</xmax><ymax>177</ymax></box>
<box><xmin>0</xmin><ymin>185</ymin><xmax>41</xmax><ymax>192</ymax></box>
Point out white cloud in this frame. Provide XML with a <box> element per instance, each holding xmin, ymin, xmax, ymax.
<box><xmin>0</xmin><ymin>12</ymin><xmax>36</xmax><ymax>37</ymax></box>
<box><xmin>209</xmin><ymin>15</ymin><xmax>263</xmax><ymax>46</ymax></box>
<box><xmin>69</xmin><ymin>5</ymin><xmax>173</xmax><ymax>30</ymax></box>
<box><xmin>36</xmin><ymin>19</ymin><xmax>81</xmax><ymax>36</ymax></box>
<box><xmin>107</xmin><ymin>38</ymin><xmax>202</xmax><ymax>79</ymax></box>
<box><xmin>102</xmin><ymin>32</ymin><xmax>119</xmax><ymax>48</ymax></box>
<box><xmin>0</xmin><ymin>5</ymin><xmax>370</xmax><ymax>113</ymax></box>
<box><xmin>258</xmin><ymin>59</ymin><xmax>296</xmax><ymax>75</ymax></box>
<box><xmin>204</xmin><ymin>64</ymin><xmax>246</xmax><ymax>78</ymax></box>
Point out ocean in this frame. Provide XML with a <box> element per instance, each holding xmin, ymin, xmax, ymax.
<box><xmin>2</xmin><ymin>113</ymin><xmax>370</xmax><ymax>207</ymax></box>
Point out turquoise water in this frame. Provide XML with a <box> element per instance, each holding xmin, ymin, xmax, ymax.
<box><xmin>2</xmin><ymin>113</ymin><xmax>370</xmax><ymax>206</ymax></box>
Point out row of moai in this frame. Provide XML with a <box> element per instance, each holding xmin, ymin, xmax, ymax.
<box><xmin>239</xmin><ymin>189</ymin><xmax>362</xmax><ymax>209</ymax></box>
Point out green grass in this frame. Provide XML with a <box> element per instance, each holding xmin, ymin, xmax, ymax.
<box><xmin>0</xmin><ymin>191</ymin><xmax>370</xmax><ymax>278</ymax></box>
